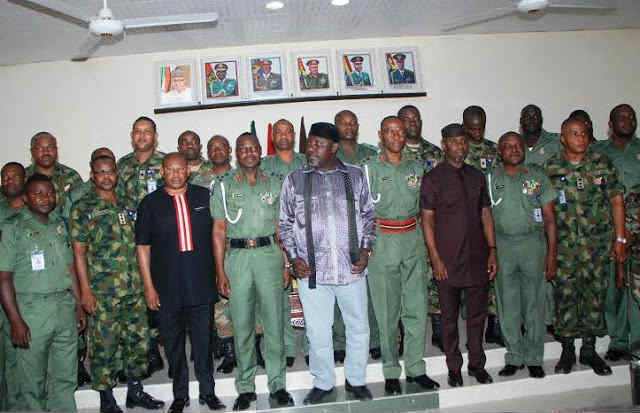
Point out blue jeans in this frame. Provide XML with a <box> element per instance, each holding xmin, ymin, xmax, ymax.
<box><xmin>298</xmin><ymin>277</ymin><xmax>370</xmax><ymax>390</ymax></box>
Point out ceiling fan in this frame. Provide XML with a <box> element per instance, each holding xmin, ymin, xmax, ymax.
<box><xmin>441</xmin><ymin>0</ymin><xmax>613</xmax><ymax>32</ymax></box>
<box><xmin>19</xmin><ymin>0</ymin><xmax>218</xmax><ymax>61</ymax></box>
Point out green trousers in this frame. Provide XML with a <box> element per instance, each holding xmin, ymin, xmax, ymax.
<box><xmin>0</xmin><ymin>316</ymin><xmax>6</xmax><ymax>411</ymax></box>
<box><xmin>333</xmin><ymin>284</ymin><xmax>379</xmax><ymax>351</ymax></box>
<box><xmin>226</xmin><ymin>244</ymin><xmax>286</xmax><ymax>393</ymax></box>
<box><xmin>605</xmin><ymin>260</ymin><xmax>640</xmax><ymax>352</ymax></box>
<box><xmin>283</xmin><ymin>287</ymin><xmax>309</xmax><ymax>357</ymax></box>
<box><xmin>367</xmin><ymin>230</ymin><xmax>427</xmax><ymax>378</ymax></box>
<box><xmin>9</xmin><ymin>291</ymin><xmax>77</xmax><ymax>412</ymax></box>
<box><xmin>495</xmin><ymin>233</ymin><xmax>546</xmax><ymax>365</ymax></box>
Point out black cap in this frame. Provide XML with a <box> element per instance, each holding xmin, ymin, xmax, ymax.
<box><xmin>309</xmin><ymin>122</ymin><xmax>339</xmax><ymax>142</ymax></box>
<box><xmin>441</xmin><ymin>123</ymin><xmax>466</xmax><ymax>140</ymax></box>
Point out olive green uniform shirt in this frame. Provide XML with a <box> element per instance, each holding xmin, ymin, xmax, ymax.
<box><xmin>261</xmin><ymin>153</ymin><xmax>306</xmax><ymax>181</ymax></box>
<box><xmin>525</xmin><ymin>129</ymin><xmax>562</xmax><ymax>166</ymax></box>
<box><xmin>25</xmin><ymin>163</ymin><xmax>83</xmax><ymax>212</ymax></box>
<box><xmin>593</xmin><ymin>136</ymin><xmax>640</xmax><ymax>195</ymax></box>
<box><xmin>337</xmin><ymin>142</ymin><xmax>378</xmax><ymax>165</ymax></box>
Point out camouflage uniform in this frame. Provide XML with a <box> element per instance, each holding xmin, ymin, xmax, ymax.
<box><xmin>25</xmin><ymin>163</ymin><xmax>83</xmax><ymax>214</ymax></box>
<box><xmin>544</xmin><ymin>150</ymin><xmax>623</xmax><ymax>338</ymax></box>
<box><xmin>627</xmin><ymin>186</ymin><xmax>640</xmax><ymax>306</ymax></box>
<box><xmin>189</xmin><ymin>160</ymin><xmax>217</xmax><ymax>191</ymax></box>
<box><xmin>70</xmin><ymin>187</ymin><xmax>149</xmax><ymax>391</ymax></box>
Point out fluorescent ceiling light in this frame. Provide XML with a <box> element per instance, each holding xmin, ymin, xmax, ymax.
<box><xmin>265</xmin><ymin>1</ymin><xmax>284</xmax><ymax>10</ymax></box>
<box><xmin>331</xmin><ymin>0</ymin><xmax>350</xmax><ymax>6</ymax></box>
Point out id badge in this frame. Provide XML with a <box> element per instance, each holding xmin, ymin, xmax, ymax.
<box><xmin>576</xmin><ymin>177</ymin><xmax>585</xmax><ymax>190</ymax></box>
<box><xmin>147</xmin><ymin>179</ymin><xmax>157</xmax><ymax>193</ymax></box>
<box><xmin>31</xmin><ymin>248</ymin><xmax>45</xmax><ymax>271</ymax></box>
<box><xmin>558</xmin><ymin>189</ymin><xmax>567</xmax><ymax>205</ymax></box>
<box><xmin>533</xmin><ymin>208</ymin><xmax>543</xmax><ymax>223</ymax></box>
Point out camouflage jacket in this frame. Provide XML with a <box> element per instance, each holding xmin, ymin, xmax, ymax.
<box><xmin>117</xmin><ymin>151</ymin><xmax>165</xmax><ymax>206</ymax></box>
<box><xmin>626</xmin><ymin>184</ymin><xmax>640</xmax><ymax>260</ymax></box>
<box><xmin>25</xmin><ymin>163</ymin><xmax>83</xmax><ymax>211</ymax></box>
<box><xmin>466</xmin><ymin>138</ymin><xmax>499</xmax><ymax>173</ymax></box>
<box><xmin>402</xmin><ymin>137</ymin><xmax>443</xmax><ymax>170</ymax></box>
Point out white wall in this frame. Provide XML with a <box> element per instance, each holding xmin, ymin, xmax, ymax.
<box><xmin>1</xmin><ymin>29</ymin><xmax>638</xmax><ymax>179</ymax></box>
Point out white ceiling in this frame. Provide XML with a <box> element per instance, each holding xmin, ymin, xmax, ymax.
<box><xmin>2</xmin><ymin>0</ymin><xmax>639</xmax><ymax>66</ymax></box>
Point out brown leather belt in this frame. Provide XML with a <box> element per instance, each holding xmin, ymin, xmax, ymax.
<box><xmin>375</xmin><ymin>216</ymin><xmax>418</xmax><ymax>234</ymax></box>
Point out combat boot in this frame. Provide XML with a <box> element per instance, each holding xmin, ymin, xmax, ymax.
<box><xmin>579</xmin><ymin>336</ymin><xmax>612</xmax><ymax>376</ymax></box>
<box><xmin>430</xmin><ymin>314</ymin><xmax>443</xmax><ymax>352</ymax></box>
<box><xmin>77</xmin><ymin>359</ymin><xmax>92</xmax><ymax>387</ymax></box>
<box><xmin>216</xmin><ymin>337</ymin><xmax>237</xmax><ymax>374</ymax></box>
<box><xmin>147</xmin><ymin>339</ymin><xmax>164</xmax><ymax>377</ymax></box>
<box><xmin>554</xmin><ymin>337</ymin><xmax>576</xmax><ymax>374</ymax></box>
<box><xmin>100</xmin><ymin>389</ymin><xmax>122</xmax><ymax>413</ymax></box>
<box><xmin>256</xmin><ymin>334</ymin><xmax>266</xmax><ymax>369</ymax></box>
<box><xmin>213</xmin><ymin>334</ymin><xmax>225</xmax><ymax>360</ymax></box>
<box><xmin>485</xmin><ymin>315</ymin><xmax>505</xmax><ymax>347</ymax></box>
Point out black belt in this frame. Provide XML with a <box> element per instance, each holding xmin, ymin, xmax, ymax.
<box><xmin>228</xmin><ymin>234</ymin><xmax>275</xmax><ymax>249</ymax></box>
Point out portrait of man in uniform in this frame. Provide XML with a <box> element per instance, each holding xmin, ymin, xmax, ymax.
<box><xmin>158</xmin><ymin>63</ymin><xmax>195</xmax><ymax>106</ymax></box>
<box><xmin>204</xmin><ymin>60</ymin><xmax>239</xmax><ymax>99</ymax></box>
<box><xmin>343</xmin><ymin>54</ymin><xmax>373</xmax><ymax>88</ymax></box>
<box><xmin>251</xmin><ymin>57</ymin><xmax>283</xmax><ymax>92</ymax></box>
<box><xmin>385</xmin><ymin>51</ymin><xmax>417</xmax><ymax>85</ymax></box>
<box><xmin>297</xmin><ymin>56</ymin><xmax>330</xmax><ymax>90</ymax></box>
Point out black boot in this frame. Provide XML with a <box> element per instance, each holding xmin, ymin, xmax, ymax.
<box><xmin>213</xmin><ymin>334</ymin><xmax>225</xmax><ymax>360</ymax></box>
<box><xmin>125</xmin><ymin>380</ymin><xmax>165</xmax><ymax>409</ymax></box>
<box><xmin>431</xmin><ymin>314</ymin><xmax>443</xmax><ymax>352</ymax></box>
<box><xmin>579</xmin><ymin>336</ymin><xmax>612</xmax><ymax>376</ymax></box>
<box><xmin>78</xmin><ymin>359</ymin><xmax>92</xmax><ymax>387</ymax></box>
<box><xmin>485</xmin><ymin>315</ymin><xmax>505</xmax><ymax>346</ymax></box>
<box><xmin>147</xmin><ymin>339</ymin><xmax>164</xmax><ymax>377</ymax></box>
<box><xmin>217</xmin><ymin>337</ymin><xmax>237</xmax><ymax>374</ymax></box>
<box><xmin>100</xmin><ymin>389</ymin><xmax>122</xmax><ymax>413</ymax></box>
<box><xmin>256</xmin><ymin>334</ymin><xmax>266</xmax><ymax>369</ymax></box>
<box><xmin>554</xmin><ymin>337</ymin><xmax>576</xmax><ymax>374</ymax></box>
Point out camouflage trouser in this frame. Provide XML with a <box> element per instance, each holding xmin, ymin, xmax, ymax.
<box><xmin>89</xmin><ymin>294</ymin><xmax>150</xmax><ymax>391</ymax></box>
<box><xmin>214</xmin><ymin>297</ymin><xmax>233</xmax><ymax>339</ymax></box>
<box><xmin>78</xmin><ymin>331</ymin><xmax>88</xmax><ymax>362</ymax></box>
<box><xmin>553</xmin><ymin>248</ymin><xmax>609</xmax><ymax>338</ymax></box>
<box><xmin>426</xmin><ymin>260</ymin><xmax>440</xmax><ymax>315</ymax></box>
<box><xmin>632</xmin><ymin>257</ymin><xmax>640</xmax><ymax>305</ymax></box>
<box><xmin>487</xmin><ymin>281</ymin><xmax>497</xmax><ymax>316</ymax></box>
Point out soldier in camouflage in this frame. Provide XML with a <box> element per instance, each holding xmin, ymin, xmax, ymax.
<box><xmin>177</xmin><ymin>130</ymin><xmax>205</xmax><ymax>178</ymax></box>
<box><xmin>544</xmin><ymin>118</ymin><xmax>626</xmax><ymax>376</ymax></box>
<box><xmin>71</xmin><ymin>156</ymin><xmax>164</xmax><ymax>413</ymax></box>
<box><xmin>398</xmin><ymin>104</ymin><xmax>444</xmax><ymax>352</ymax></box>
<box><xmin>190</xmin><ymin>135</ymin><xmax>232</xmax><ymax>190</ymax></box>
<box><xmin>462</xmin><ymin>105</ymin><xmax>503</xmax><ymax>347</ymax></box>
<box><xmin>334</xmin><ymin>110</ymin><xmax>381</xmax><ymax>362</ymax></box>
<box><xmin>624</xmin><ymin>186</ymin><xmax>640</xmax><ymax>323</ymax></box>
<box><xmin>116</xmin><ymin>116</ymin><xmax>165</xmax><ymax>376</ymax></box>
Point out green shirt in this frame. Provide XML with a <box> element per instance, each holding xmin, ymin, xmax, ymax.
<box><xmin>466</xmin><ymin>138</ymin><xmax>499</xmax><ymax>173</ymax></box>
<box><xmin>544</xmin><ymin>150</ymin><xmax>623</xmax><ymax>247</ymax></box>
<box><xmin>0</xmin><ymin>208</ymin><xmax>72</xmax><ymax>294</ymax></box>
<box><xmin>593</xmin><ymin>136</ymin><xmax>640</xmax><ymax>195</ymax></box>
<box><xmin>25</xmin><ymin>162</ymin><xmax>83</xmax><ymax>211</ymax></box>
<box><xmin>0</xmin><ymin>197</ymin><xmax>21</xmax><ymax>223</ymax></box>
<box><xmin>210</xmin><ymin>169</ymin><xmax>282</xmax><ymax>239</ymax></box>
<box><xmin>489</xmin><ymin>164</ymin><xmax>557</xmax><ymax>236</ymax></box>
<box><xmin>359</xmin><ymin>153</ymin><xmax>425</xmax><ymax>220</ymax></box>
<box><xmin>117</xmin><ymin>151</ymin><xmax>165</xmax><ymax>206</ymax></box>
<box><xmin>261</xmin><ymin>152</ymin><xmax>306</xmax><ymax>182</ymax></box>
<box><xmin>402</xmin><ymin>137</ymin><xmax>443</xmax><ymax>169</ymax></box>
<box><xmin>337</xmin><ymin>142</ymin><xmax>378</xmax><ymax>165</ymax></box>
<box><xmin>69</xmin><ymin>187</ymin><xmax>141</xmax><ymax>297</ymax></box>
<box><xmin>525</xmin><ymin>129</ymin><xmax>562</xmax><ymax>166</ymax></box>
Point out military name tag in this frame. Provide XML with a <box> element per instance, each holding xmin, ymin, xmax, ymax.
<box><xmin>576</xmin><ymin>177</ymin><xmax>585</xmax><ymax>190</ymax></box>
<box><xmin>147</xmin><ymin>179</ymin><xmax>157</xmax><ymax>193</ymax></box>
<box><xmin>118</xmin><ymin>212</ymin><xmax>126</xmax><ymax>225</ymax></box>
<box><xmin>231</xmin><ymin>193</ymin><xmax>243</xmax><ymax>199</ymax></box>
<box><xmin>558</xmin><ymin>189</ymin><xmax>567</xmax><ymax>205</ymax></box>
<box><xmin>533</xmin><ymin>208</ymin><xmax>543</xmax><ymax>223</ymax></box>
<box><xmin>480</xmin><ymin>158</ymin><xmax>487</xmax><ymax>169</ymax></box>
<box><xmin>31</xmin><ymin>248</ymin><xmax>45</xmax><ymax>271</ymax></box>
<box><xmin>138</xmin><ymin>169</ymin><xmax>146</xmax><ymax>180</ymax></box>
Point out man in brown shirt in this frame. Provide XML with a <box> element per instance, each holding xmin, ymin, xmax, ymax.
<box><xmin>420</xmin><ymin>123</ymin><xmax>498</xmax><ymax>387</ymax></box>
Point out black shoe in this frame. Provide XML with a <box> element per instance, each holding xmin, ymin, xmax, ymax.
<box><xmin>100</xmin><ymin>402</ymin><xmax>123</xmax><ymax>413</ymax></box>
<box><xmin>384</xmin><ymin>379</ymin><xmax>401</xmax><ymax>395</ymax></box>
<box><xmin>116</xmin><ymin>370</ymin><xmax>127</xmax><ymax>384</ymax></box>
<box><xmin>286</xmin><ymin>356</ymin><xmax>295</xmax><ymax>367</ymax></box>
<box><xmin>167</xmin><ymin>397</ymin><xmax>190</xmax><ymax>413</ymax></box>
<box><xmin>99</xmin><ymin>391</ymin><xmax>122</xmax><ymax>413</ymax></box>
<box><xmin>126</xmin><ymin>390</ymin><xmax>165</xmax><ymax>409</ymax></box>
<box><xmin>345</xmin><ymin>380</ymin><xmax>373</xmax><ymax>401</ymax></box>
<box><xmin>305</xmin><ymin>355</ymin><xmax>309</xmax><ymax>366</ymax></box>
<box><xmin>255</xmin><ymin>335</ymin><xmax>265</xmax><ymax>369</ymax></box>
<box><xmin>269</xmin><ymin>389</ymin><xmax>294</xmax><ymax>407</ymax></box>
<box><xmin>527</xmin><ymin>365</ymin><xmax>545</xmax><ymax>378</ymax></box>
<box><xmin>580</xmin><ymin>349</ymin><xmax>612</xmax><ymax>376</ymax></box>
<box><xmin>431</xmin><ymin>315</ymin><xmax>444</xmax><ymax>352</ymax></box>
<box><xmin>498</xmin><ymin>364</ymin><xmax>523</xmax><ymax>376</ymax></box>
<box><xmin>199</xmin><ymin>394</ymin><xmax>226</xmax><ymax>410</ymax></box>
<box><xmin>77</xmin><ymin>361</ymin><xmax>92</xmax><ymax>387</ymax></box>
<box><xmin>334</xmin><ymin>349</ymin><xmax>345</xmax><ymax>364</ymax></box>
<box><xmin>555</xmin><ymin>340</ymin><xmax>576</xmax><ymax>374</ymax></box>
<box><xmin>303</xmin><ymin>387</ymin><xmax>335</xmax><ymax>405</ymax></box>
<box><xmin>217</xmin><ymin>337</ymin><xmax>237</xmax><ymax>374</ymax></box>
<box><xmin>406</xmin><ymin>374</ymin><xmax>440</xmax><ymax>390</ymax></box>
<box><xmin>485</xmin><ymin>315</ymin><xmax>505</xmax><ymax>346</ymax></box>
<box><xmin>233</xmin><ymin>392</ymin><xmax>257</xmax><ymax>411</ymax></box>
<box><xmin>468</xmin><ymin>368</ymin><xmax>493</xmax><ymax>384</ymax></box>
<box><xmin>605</xmin><ymin>348</ymin><xmax>631</xmax><ymax>361</ymax></box>
<box><xmin>213</xmin><ymin>336</ymin><xmax>225</xmax><ymax>360</ymax></box>
<box><xmin>147</xmin><ymin>344</ymin><xmax>164</xmax><ymax>376</ymax></box>
<box><xmin>447</xmin><ymin>371</ymin><xmax>463</xmax><ymax>387</ymax></box>
<box><xmin>369</xmin><ymin>347</ymin><xmax>381</xmax><ymax>360</ymax></box>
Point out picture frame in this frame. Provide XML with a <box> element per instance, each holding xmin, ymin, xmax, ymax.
<box><xmin>291</xmin><ymin>51</ymin><xmax>336</xmax><ymax>97</ymax></box>
<box><xmin>200</xmin><ymin>56</ymin><xmax>244</xmax><ymax>104</ymax></box>
<box><xmin>155</xmin><ymin>59</ymin><xmax>199</xmax><ymax>108</ymax></box>
<box><xmin>337</xmin><ymin>49</ymin><xmax>379</xmax><ymax>95</ymax></box>
<box><xmin>247</xmin><ymin>54</ymin><xmax>288</xmax><ymax>100</ymax></box>
<box><xmin>379</xmin><ymin>47</ymin><xmax>424</xmax><ymax>93</ymax></box>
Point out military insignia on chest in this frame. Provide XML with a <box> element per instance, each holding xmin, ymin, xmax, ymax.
<box><xmin>125</xmin><ymin>208</ymin><xmax>137</xmax><ymax>222</ymax></box>
<box><xmin>231</xmin><ymin>192</ymin><xmax>243</xmax><ymax>200</ymax></box>
<box><xmin>381</xmin><ymin>177</ymin><xmax>392</xmax><ymax>182</ymax></box>
<box><xmin>406</xmin><ymin>174</ymin><xmax>420</xmax><ymax>189</ymax></box>
<box><xmin>260</xmin><ymin>192</ymin><xmax>275</xmax><ymax>205</ymax></box>
<box><xmin>522</xmin><ymin>179</ymin><xmax>541</xmax><ymax>195</ymax></box>
<box><xmin>118</xmin><ymin>212</ymin><xmax>126</xmax><ymax>225</ymax></box>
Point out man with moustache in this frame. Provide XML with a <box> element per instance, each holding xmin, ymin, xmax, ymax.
<box><xmin>211</xmin><ymin>134</ymin><xmax>293</xmax><ymax>411</ymax></box>
<box><xmin>488</xmin><ymin>132</ymin><xmax>558</xmax><ymax>379</ymax></box>
<box><xmin>118</xmin><ymin>116</ymin><xmax>166</xmax><ymax>375</ymax></box>
<box><xmin>593</xmin><ymin>104</ymin><xmax>640</xmax><ymax>362</ymax></box>
<box><xmin>0</xmin><ymin>174</ymin><xmax>86</xmax><ymax>412</ymax></box>
<box><xmin>280</xmin><ymin>122</ymin><xmax>376</xmax><ymax>405</ymax></box>
<box><xmin>136</xmin><ymin>153</ymin><xmax>225</xmax><ymax>413</ymax></box>
<box><xmin>190</xmin><ymin>135</ymin><xmax>233</xmax><ymax>190</ymax></box>
<box><xmin>421</xmin><ymin>123</ymin><xmax>498</xmax><ymax>387</ymax></box>
<box><xmin>544</xmin><ymin>118</ymin><xmax>626</xmax><ymax>376</ymax></box>
<box><xmin>361</xmin><ymin>116</ymin><xmax>439</xmax><ymax>395</ymax></box>
<box><xmin>71</xmin><ymin>156</ymin><xmax>164</xmax><ymax>413</ymax></box>
<box><xmin>178</xmin><ymin>130</ymin><xmax>205</xmax><ymax>175</ymax></box>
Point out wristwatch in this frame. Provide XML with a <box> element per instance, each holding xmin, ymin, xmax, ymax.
<box><xmin>616</xmin><ymin>237</ymin><xmax>628</xmax><ymax>244</ymax></box>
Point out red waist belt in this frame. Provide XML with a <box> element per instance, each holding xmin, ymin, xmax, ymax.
<box><xmin>376</xmin><ymin>216</ymin><xmax>418</xmax><ymax>234</ymax></box>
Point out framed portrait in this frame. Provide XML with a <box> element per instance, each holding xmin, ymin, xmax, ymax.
<box><xmin>379</xmin><ymin>47</ymin><xmax>424</xmax><ymax>92</ymax></box>
<box><xmin>291</xmin><ymin>51</ymin><xmax>336</xmax><ymax>97</ymax></box>
<box><xmin>337</xmin><ymin>49</ymin><xmax>379</xmax><ymax>95</ymax></box>
<box><xmin>155</xmin><ymin>60</ymin><xmax>199</xmax><ymax>108</ymax></box>
<box><xmin>247</xmin><ymin>54</ymin><xmax>288</xmax><ymax>100</ymax></box>
<box><xmin>201</xmin><ymin>57</ymin><xmax>244</xmax><ymax>104</ymax></box>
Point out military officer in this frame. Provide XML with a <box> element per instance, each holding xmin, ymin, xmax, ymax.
<box><xmin>489</xmin><ymin>132</ymin><xmax>558</xmax><ymax>379</ymax></box>
<box><xmin>544</xmin><ymin>118</ymin><xmax>626</xmax><ymax>376</ymax></box>
<box><xmin>177</xmin><ymin>130</ymin><xmax>205</xmax><ymax>176</ymax></box>
<box><xmin>117</xmin><ymin>116</ymin><xmax>165</xmax><ymax>374</ymax></box>
<box><xmin>388</xmin><ymin>53</ymin><xmax>416</xmax><ymax>84</ymax></box>
<box><xmin>208</xmin><ymin>63</ymin><xmax>238</xmax><ymax>97</ymax></box>
<box><xmin>70</xmin><ymin>156</ymin><xmax>164</xmax><ymax>413</ymax></box>
<box><xmin>362</xmin><ymin>115</ymin><xmax>439</xmax><ymax>395</ymax></box>
<box><xmin>261</xmin><ymin>119</ymin><xmax>308</xmax><ymax>368</ymax></box>
<box><xmin>25</xmin><ymin>131</ymin><xmax>83</xmax><ymax>213</ymax></box>
<box><xmin>333</xmin><ymin>110</ymin><xmax>381</xmax><ymax>362</ymax></box>
<box><xmin>190</xmin><ymin>135</ymin><xmax>232</xmax><ymax>190</ymax></box>
<box><xmin>300</xmin><ymin>59</ymin><xmax>329</xmax><ymax>90</ymax></box>
<box><xmin>521</xmin><ymin>104</ymin><xmax>562</xmax><ymax>165</ymax></box>
<box><xmin>0</xmin><ymin>174</ymin><xmax>86</xmax><ymax>412</ymax></box>
<box><xmin>211</xmin><ymin>134</ymin><xmax>293</xmax><ymax>411</ymax></box>
<box><xmin>345</xmin><ymin>56</ymin><xmax>371</xmax><ymax>87</ymax></box>
<box><xmin>397</xmin><ymin>104</ymin><xmax>444</xmax><ymax>350</ymax></box>
<box><xmin>594</xmin><ymin>104</ymin><xmax>640</xmax><ymax>361</ymax></box>
<box><xmin>623</xmin><ymin>185</ymin><xmax>640</xmax><ymax>324</ymax></box>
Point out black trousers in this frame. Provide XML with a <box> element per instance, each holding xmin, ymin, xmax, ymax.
<box><xmin>159</xmin><ymin>303</ymin><xmax>214</xmax><ymax>398</ymax></box>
